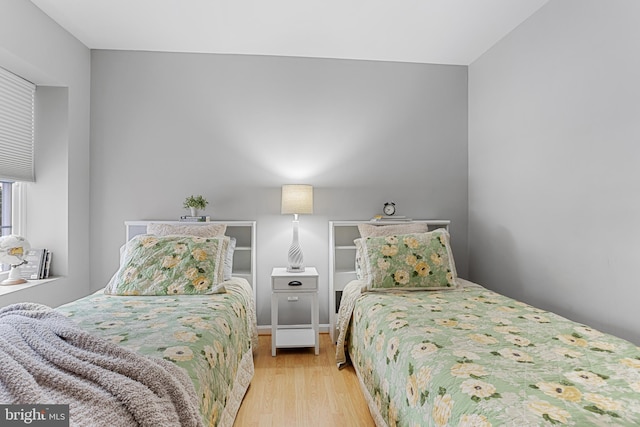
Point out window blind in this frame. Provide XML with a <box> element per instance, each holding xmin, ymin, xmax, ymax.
<box><xmin>0</xmin><ymin>67</ymin><xmax>35</xmax><ymax>182</ymax></box>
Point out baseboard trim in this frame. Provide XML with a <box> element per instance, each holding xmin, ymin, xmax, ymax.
<box><xmin>257</xmin><ymin>324</ymin><xmax>330</xmax><ymax>335</ymax></box>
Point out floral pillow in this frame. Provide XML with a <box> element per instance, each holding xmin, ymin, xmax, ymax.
<box><xmin>354</xmin><ymin>239</ymin><xmax>368</xmax><ymax>281</ymax></box>
<box><xmin>105</xmin><ymin>234</ymin><xmax>229</xmax><ymax>296</ymax></box>
<box><xmin>355</xmin><ymin>222</ymin><xmax>431</xmax><ymax>280</ymax></box>
<box><xmin>356</xmin><ymin>229</ymin><xmax>458</xmax><ymax>291</ymax></box>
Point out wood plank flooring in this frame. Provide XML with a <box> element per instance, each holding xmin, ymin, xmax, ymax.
<box><xmin>234</xmin><ymin>333</ymin><xmax>375</xmax><ymax>426</ymax></box>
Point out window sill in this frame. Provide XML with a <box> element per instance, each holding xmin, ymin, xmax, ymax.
<box><xmin>0</xmin><ymin>277</ymin><xmax>60</xmax><ymax>297</ymax></box>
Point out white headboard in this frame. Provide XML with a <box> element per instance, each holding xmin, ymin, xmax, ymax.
<box><xmin>124</xmin><ymin>220</ymin><xmax>257</xmax><ymax>298</ymax></box>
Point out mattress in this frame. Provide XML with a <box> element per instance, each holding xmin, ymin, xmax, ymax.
<box><xmin>57</xmin><ymin>277</ymin><xmax>258</xmax><ymax>427</ymax></box>
<box><xmin>337</xmin><ymin>279</ymin><xmax>640</xmax><ymax>426</ymax></box>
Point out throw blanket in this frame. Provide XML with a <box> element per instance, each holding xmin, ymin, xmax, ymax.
<box><xmin>0</xmin><ymin>303</ymin><xmax>204</xmax><ymax>427</ymax></box>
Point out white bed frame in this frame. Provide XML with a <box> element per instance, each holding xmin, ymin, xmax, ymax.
<box><xmin>124</xmin><ymin>220</ymin><xmax>257</xmax><ymax>301</ymax></box>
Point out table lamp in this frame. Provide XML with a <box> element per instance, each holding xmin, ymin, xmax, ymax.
<box><xmin>281</xmin><ymin>184</ymin><xmax>313</xmax><ymax>273</ymax></box>
<box><xmin>0</xmin><ymin>235</ymin><xmax>30</xmax><ymax>285</ymax></box>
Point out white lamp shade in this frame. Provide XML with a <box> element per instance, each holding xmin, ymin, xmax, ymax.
<box><xmin>281</xmin><ymin>185</ymin><xmax>314</xmax><ymax>215</ymax></box>
<box><xmin>0</xmin><ymin>235</ymin><xmax>30</xmax><ymax>265</ymax></box>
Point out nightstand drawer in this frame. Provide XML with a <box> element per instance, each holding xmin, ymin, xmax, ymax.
<box><xmin>272</xmin><ymin>276</ymin><xmax>317</xmax><ymax>291</ymax></box>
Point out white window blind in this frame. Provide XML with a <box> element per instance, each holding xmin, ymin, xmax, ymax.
<box><xmin>0</xmin><ymin>67</ymin><xmax>35</xmax><ymax>182</ymax></box>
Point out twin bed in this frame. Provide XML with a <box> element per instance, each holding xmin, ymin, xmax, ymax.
<box><xmin>1</xmin><ymin>220</ymin><xmax>257</xmax><ymax>427</ymax></box>
<box><xmin>3</xmin><ymin>218</ymin><xmax>640</xmax><ymax>426</ymax></box>
<box><xmin>335</xmin><ymin>222</ymin><xmax>640</xmax><ymax>426</ymax></box>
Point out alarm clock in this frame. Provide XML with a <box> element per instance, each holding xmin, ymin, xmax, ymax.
<box><xmin>383</xmin><ymin>202</ymin><xmax>396</xmax><ymax>216</ymax></box>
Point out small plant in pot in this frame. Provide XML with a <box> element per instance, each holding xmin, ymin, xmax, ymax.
<box><xmin>183</xmin><ymin>195</ymin><xmax>209</xmax><ymax>217</ymax></box>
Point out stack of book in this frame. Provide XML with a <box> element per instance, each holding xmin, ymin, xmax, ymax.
<box><xmin>17</xmin><ymin>248</ymin><xmax>52</xmax><ymax>280</ymax></box>
<box><xmin>179</xmin><ymin>215</ymin><xmax>211</xmax><ymax>222</ymax></box>
<box><xmin>370</xmin><ymin>215</ymin><xmax>413</xmax><ymax>222</ymax></box>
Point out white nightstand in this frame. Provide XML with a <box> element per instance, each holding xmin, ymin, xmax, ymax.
<box><xmin>271</xmin><ymin>267</ymin><xmax>319</xmax><ymax>356</ymax></box>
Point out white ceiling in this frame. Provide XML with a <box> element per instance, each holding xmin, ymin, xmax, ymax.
<box><xmin>30</xmin><ymin>0</ymin><xmax>549</xmax><ymax>65</ymax></box>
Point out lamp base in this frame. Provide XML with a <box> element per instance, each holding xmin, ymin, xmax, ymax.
<box><xmin>286</xmin><ymin>217</ymin><xmax>305</xmax><ymax>273</ymax></box>
<box><xmin>0</xmin><ymin>277</ymin><xmax>27</xmax><ymax>286</ymax></box>
<box><xmin>1</xmin><ymin>265</ymin><xmax>27</xmax><ymax>286</ymax></box>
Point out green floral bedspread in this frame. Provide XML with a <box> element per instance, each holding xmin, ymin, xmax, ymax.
<box><xmin>57</xmin><ymin>278</ymin><xmax>258</xmax><ymax>427</ymax></box>
<box><xmin>338</xmin><ymin>280</ymin><xmax>640</xmax><ymax>426</ymax></box>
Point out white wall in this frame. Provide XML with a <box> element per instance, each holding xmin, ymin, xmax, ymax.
<box><xmin>90</xmin><ymin>51</ymin><xmax>469</xmax><ymax>326</ymax></box>
<box><xmin>0</xmin><ymin>0</ymin><xmax>91</xmax><ymax>307</ymax></box>
<box><xmin>469</xmin><ymin>0</ymin><xmax>640</xmax><ymax>343</ymax></box>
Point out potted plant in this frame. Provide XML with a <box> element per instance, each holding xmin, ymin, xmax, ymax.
<box><xmin>183</xmin><ymin>195</ymin><xmax>208</xmax><ymax>217</ymax></box>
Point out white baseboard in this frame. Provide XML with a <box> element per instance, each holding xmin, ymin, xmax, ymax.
<box><xmin>257</xmin><ymin>323</ymin><xmax>330</xmax><ymax>335</ymax></box>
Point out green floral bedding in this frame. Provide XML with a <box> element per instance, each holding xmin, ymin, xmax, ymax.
<box><xmin>337</xmin><ymin>280</ymin><xmax>640</xmax><ymax>426</ymax></box>
<box><xmin>57</xmin><ymin>277</ymin><xmax>258</xmax><ymax>427</ymax></box>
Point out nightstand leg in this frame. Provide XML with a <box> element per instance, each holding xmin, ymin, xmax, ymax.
<box><xmin>271</xmin><ymin>293</ymin><xmax>278</xmax><ymax>356</ymax></box>
<box><xmin>313</xmin><ymin>292</ymin><xmax>319</xmax><ymax>355</ymax></box>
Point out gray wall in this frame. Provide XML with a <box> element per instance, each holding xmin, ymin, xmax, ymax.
<box><xmin>469</xmin><ymin>0</ymin><xmax>640</xmax><ymax>344</ymax></box>
<box><xmin>90</xmin><ymin>51</ymin><xmax>469</xmax><ymax>327</ymax></box>
<box><xmin>0</xmin><ymin>0</ymin><xmax>91</xmax><ymax>307</ymax></box>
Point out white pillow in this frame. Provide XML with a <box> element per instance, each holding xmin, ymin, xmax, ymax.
<box><xmin>147</xmin><ymin>222</ymin><xmax>227</xmax><ymax>238</ymax></box>
<box><xmin>224</xmin><ymin>237</ymin><xmax>236</xmax><ymax>280</ymax></box>
<box><xmin>357</xmin><ymin>222</ymin><xmax>429</xmax><ymax>238</ymax></box>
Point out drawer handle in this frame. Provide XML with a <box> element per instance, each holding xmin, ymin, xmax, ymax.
<box><xmin>288</xmin><ymin>280</ymin><xmax>302</xmax><ymax>286</ymax></box>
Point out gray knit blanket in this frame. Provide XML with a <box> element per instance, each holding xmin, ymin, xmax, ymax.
<box><xmin>0</xmin><ymin>303</ymin><xmax>204</xmax><ymax>427</ymax></box>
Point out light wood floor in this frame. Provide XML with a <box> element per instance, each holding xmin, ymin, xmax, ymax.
<box><xmin>234</xmin><ymin>333</ymin><xmax>375</xmax><ymax>427</ymax></box>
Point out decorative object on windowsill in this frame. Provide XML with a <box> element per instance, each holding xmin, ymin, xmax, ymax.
<box><xmin>17</xmin><ymin>248</ymin><xmax>50</xmax><ymax>280</ymax></box>
<box><xmin>281</xmin><ymin>184</ymin><xmax>314</xmax><ymax>273</ymax></box>
<box><xmin>183</xmin><ymin>195</ymin><xmax>209</xmax><ymax>217</ymax></box>
<box><xmin>0</xmin><ymin>235</ymin><xmax>31</xmax><ymax>285</ymax></box>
